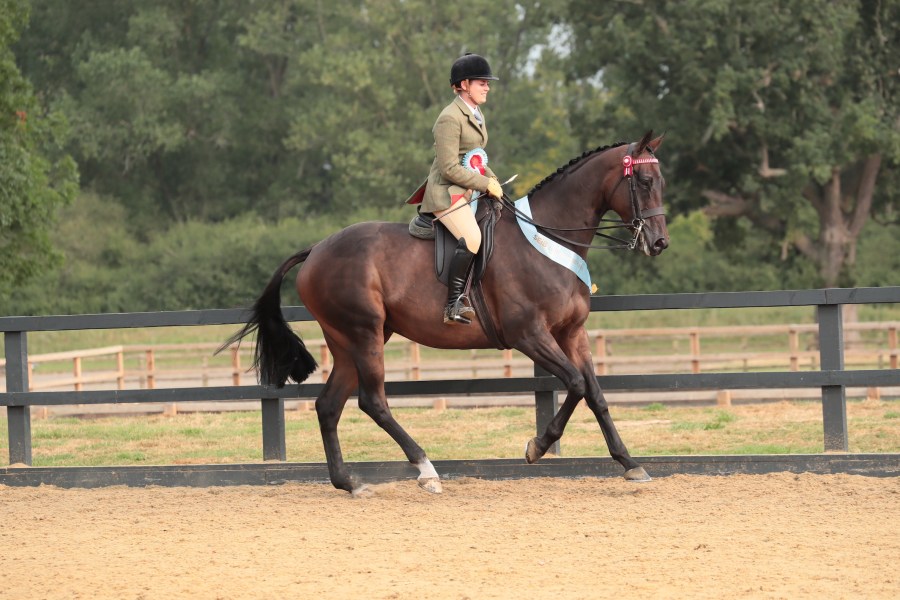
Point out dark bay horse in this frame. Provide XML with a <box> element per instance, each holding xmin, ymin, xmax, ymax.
<box><xmin>226</xmin><ymin>132</ymin><xmax>669</xmax><ymax>495</ymax></box>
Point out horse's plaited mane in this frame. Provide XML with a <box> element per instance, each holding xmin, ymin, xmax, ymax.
<box><xmin>527</xmin><ymin>141</ymin><xmax>629</xmax><ymax>196</ymax></box>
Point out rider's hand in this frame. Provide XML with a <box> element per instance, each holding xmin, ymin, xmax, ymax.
<box><xmin>486</xmin><ymin>178</ymin><xmax>503</xmax><ymax>199</ymax></box>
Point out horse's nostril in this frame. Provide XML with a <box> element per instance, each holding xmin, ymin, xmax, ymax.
<box><xmin>654</xmin><ymin>237</ymin><xmax>669</xmax><ymax>250</ymax></box>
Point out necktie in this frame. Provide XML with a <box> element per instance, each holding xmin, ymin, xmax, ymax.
<box><xmin>473</xmin><ymin>109</ymin><xmax>483</xmax><ymax>125</ymax></box>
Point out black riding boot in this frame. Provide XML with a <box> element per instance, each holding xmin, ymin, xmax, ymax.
<box><xmin>444</xmin><ymin>237</ymin><xmax>476</xmax><ymax>325</ymax></box>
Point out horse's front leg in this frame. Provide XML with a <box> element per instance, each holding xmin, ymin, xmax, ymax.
<box><xmin>580</xmin><ymin>365</ymin><xmax>650</xmax><ymax>481</ymax></box>
<box><xmin>572</xmin><ymin>330</ymin><xmax>650</xmax><ymax>481</ymax></box>
<box><xmin>520</xmin><ymin>329</ymin><xmax>649</xmax><ymax>481</ymax></box>
<box><xmin>516</xmin><ymin>330</ymin><xmax>592</xmax><ymax>464</ymax></box>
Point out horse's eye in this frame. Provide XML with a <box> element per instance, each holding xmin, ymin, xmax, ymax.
<box><xmin>637</xmin><ymin>177</ymin><xmax>653</xmax><ymax>190</ymax></box>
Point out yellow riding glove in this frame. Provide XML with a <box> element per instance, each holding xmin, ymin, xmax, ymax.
<box><xmin>486</xmin><ymin>178</ymin><xmax>503</xmax><ymax>199</ymax></box>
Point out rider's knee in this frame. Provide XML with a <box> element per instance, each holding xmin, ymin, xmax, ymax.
<box><xmin>464</xmin><ymin>229</ymin><xmax>482</xmax><ymax>254</ymax></box>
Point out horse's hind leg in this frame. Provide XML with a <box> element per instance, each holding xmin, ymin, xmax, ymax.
<box><xmin>314</xmin><ymin>352</ymin><xmax>364</xmax><ymax>495</ymax></box>
<box><xmin>354</xmin><ymin>333</ymin><xmax>442</xmax><ymax>493</ymax></box>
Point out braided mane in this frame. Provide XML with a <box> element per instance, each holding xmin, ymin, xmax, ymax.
<box><xmin>528</xmin><ymin>141</ymin><xmax>629</xmax><ymax>197</ymax></box>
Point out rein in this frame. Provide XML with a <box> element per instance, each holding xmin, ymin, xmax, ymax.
<box><xmin>504</xmin><ymin>149</ymin><xmax>666</xmax><ymax>252</ymax></box>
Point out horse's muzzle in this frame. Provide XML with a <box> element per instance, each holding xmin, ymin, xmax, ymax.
<box><xmin>642</xmin><ymin>232</ymin><xmax>669</xmax><ymax>256</ymax></box>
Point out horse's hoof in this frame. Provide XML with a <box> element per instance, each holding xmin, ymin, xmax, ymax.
<box><xmin>623</xmin><ymin>467</ymin><xmax>652</xmax><ymax>482</ymax></box>
<box><xmin>351</xmin><ymin>484</ymin><xmax>374</xmax><ymax>498</ymax></box>
<box><xmin>417</xmin><ymin>477</ymin><xmax>443</xmax><ymax>494</ymax></box>
<box><xmin>525</xmin><ymin>437</ymin><xmax>544</xmax><ymax>464</ymax></box>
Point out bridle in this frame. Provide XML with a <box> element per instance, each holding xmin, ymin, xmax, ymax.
<box><xmin>504</xmin><ymin>145</ymin><xmax>667</xmax><ymax>251</ymax></box>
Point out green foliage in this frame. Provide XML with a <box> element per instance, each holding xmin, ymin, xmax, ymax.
<box><xmin>566</xmin><ymin>0</ymin><xmax>900</xmax><ymax>287</ymax></box>
<box><xmin>590</xmin><ymin>210</ymin><xmax>814</xmax><ymax>294</ymax></box>
<box><xmin>854</xmin><ymin>220</ymin><xmax>900</xmax><ymax>287</ymax></box>
<box><xmin>5</xmin><ymin>0</ymin><xmax>898</xmax><ymax>314</ymax></box>
<box><xmin>16</xmin><ymin>0</ymin><xmax>573</xmax><ymax>229</ymax></box>
<box><xmin>0</xmin><ymin>193</ymin><xmax>357</xmax><ymax>314</ymax></box>
<box><xmin>0</xmin><ymin>0</ymin><xmax>78</xmax><ymax>288</ymax></box>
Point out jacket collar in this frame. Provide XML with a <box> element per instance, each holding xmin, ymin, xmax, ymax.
<box><xmin>453</xmin><ymin>95</ymin><xmax>486</xmax><ymax>137</ymax></box>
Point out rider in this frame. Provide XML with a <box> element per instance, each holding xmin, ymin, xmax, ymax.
<box><xmin>421</xmin><ymin>53</ymin><xmax>504</xmax><ymax>325</ymax></box>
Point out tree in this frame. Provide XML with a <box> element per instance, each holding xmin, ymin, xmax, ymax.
<box><xmin>242</xmin><ymin>0</ymin><xmax>572</xmax><ymax>212</ymax></box>
<box><xmin>0</xmin><ymin>0</ymin><xmax>77</xmax><ymax>290</ymax></box>
<box><xmin>566</xmin><ymin>0</ymin><xmax>900</xmax><ymax>288</ymax></box>
<box><xmin>17</xmin><ymin>0</ymin><xmax>575</xmax><ymax>228</ymax></box>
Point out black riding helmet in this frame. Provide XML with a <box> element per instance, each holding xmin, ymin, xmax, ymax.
<box><xmin>450</xmin><ymin>53</ymin><xmax>499</xmax><ymax>86</ymax></box>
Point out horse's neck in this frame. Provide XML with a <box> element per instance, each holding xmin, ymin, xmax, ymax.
<box><xmin>528</xmin><ymin>157</ymin><xmax>608</xmax><ymax>251</ymax></box>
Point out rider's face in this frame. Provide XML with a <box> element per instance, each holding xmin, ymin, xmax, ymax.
<box><xmin>461</xmin><ymin>79</ymin><xmax>491</xmax><ymax>106</ymax></box>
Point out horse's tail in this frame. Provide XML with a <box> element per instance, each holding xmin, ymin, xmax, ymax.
<box><xmin>219</xmin><ymin>247</ymin><xmax>318</xmax><ymax>387</ymax></box>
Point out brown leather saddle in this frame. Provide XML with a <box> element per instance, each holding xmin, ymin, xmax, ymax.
<box><xmin>410</xmin><ymin>198</ymin><xmax>508</xmax><ymax>349</ymax></box>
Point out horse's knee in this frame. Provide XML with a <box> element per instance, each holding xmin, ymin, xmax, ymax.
<box><xmin>568</xmin><ymin>375</ymin><xmax>587</xmax><ymax>399</ymax></box>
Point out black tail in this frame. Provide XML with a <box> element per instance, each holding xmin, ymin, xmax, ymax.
<box><xmin>219</xmin><ymin>247</ymin><xmax>318</xmax><ymax>387</ymax></box>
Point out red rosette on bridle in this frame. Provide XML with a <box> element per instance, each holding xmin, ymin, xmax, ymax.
<box><xmin>622</xmin><ymin>155</ymin><xmax>634</xmax><ymax>177</ymax></box>
<box><xmin>623</xmin><ymin>154</ymin><xmax>658</xmax><ymax>177</ymax></box>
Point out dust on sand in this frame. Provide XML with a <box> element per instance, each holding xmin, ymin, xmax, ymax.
<box><xmin>1</xmin><ymin>473</ymin><xmax>898</xmax><ymax>599</ymax></box>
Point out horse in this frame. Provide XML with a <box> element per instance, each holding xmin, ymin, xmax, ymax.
<box><xmin>225</xmin><ymin>131</ymin><xmax>669</xmax><ymax>496</ymax></box>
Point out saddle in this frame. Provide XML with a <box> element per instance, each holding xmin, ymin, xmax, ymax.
<box><xmin>409</xmin><ymin>199</ymin><xmax>509</xmax><ymax>349</ymax></box>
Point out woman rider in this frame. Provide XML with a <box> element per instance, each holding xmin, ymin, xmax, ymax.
<box><xmin>420</xmin><ymin>53</ymin><xmax>504</xmax><ymax>325</ymax></box>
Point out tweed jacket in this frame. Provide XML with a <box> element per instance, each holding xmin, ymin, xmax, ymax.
<box><xmin>420</xmin><ymin>96</ymin><xmax>497</xmax><ymax>213</ymax></box>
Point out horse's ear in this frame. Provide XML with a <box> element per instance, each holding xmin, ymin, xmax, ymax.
<box><xmin>648</xmin><ymin>132</ymin><xmax>665</xmax><ymax>154</ymax></box>
<box><xmin>635</xmin><ymin>130</ymin><xmax>655</xmax><ymax>155</ymax></box>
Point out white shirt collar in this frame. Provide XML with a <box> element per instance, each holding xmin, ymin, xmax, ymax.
<box><xmin>457</xmin><ymin>94</ymin><xmax>480</xmax><ymax>116</ymax></box>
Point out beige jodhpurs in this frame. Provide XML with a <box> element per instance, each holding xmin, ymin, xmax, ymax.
<box><xmin>434</xmin><ymin>187</ymin><xmax>482</xmax><ymax>254</ymax></box>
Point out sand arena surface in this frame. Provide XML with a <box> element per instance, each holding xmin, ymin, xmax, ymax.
<box><xmin>1</xmin><ymin>473</ymin><xmax>898</xmax><ymax>599</ymax></box>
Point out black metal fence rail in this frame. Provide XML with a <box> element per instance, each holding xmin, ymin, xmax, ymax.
<box><xmin>3</xmin><ymin>287</ymin><xmax>900</xmax><ymax>476</ymax></box>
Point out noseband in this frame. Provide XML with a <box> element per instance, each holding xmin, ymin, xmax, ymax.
<box><xmin>505</xmin><ymin>147</ymin><xmax>667</xmax><ymax>252</ymax></box>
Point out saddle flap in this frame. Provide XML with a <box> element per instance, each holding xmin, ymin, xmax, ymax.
<box><xmin>434</xmin><ymin>199</ymin><xmax>497</xmax><ymax>288</ymax></box>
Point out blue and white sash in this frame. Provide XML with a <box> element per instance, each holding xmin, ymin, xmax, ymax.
<box><xmin>514</xmin><ymin>196</ymin><xmax>592</xmax><ymax>290</ymax></box>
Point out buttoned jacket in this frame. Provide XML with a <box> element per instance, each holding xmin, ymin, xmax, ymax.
<box><xmin>420</xmin><ymin>96</ymin><xmax>496</xmax><ymax>213</ymax></box>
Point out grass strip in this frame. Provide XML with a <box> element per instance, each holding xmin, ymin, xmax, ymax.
<box><xmin>2</xmin><ymin>399</ymin><xmax>898</xmax><ymax>468</ymax></box>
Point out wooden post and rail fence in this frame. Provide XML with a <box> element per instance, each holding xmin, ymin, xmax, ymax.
<box><xmin>3</xmin><ymin>322</ymin><xmax>897</xmax><ymax>395</ymax></box>
<box><xmin>3</xmin><ymin>287</ymin><xmax>900</xmax><ymax>475</ymax></box>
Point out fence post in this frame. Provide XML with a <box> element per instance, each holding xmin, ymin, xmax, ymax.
<box><xmin>789</xmin><ymin>328</ymin><xmax>799</xmax><ymax>372</ymax></box>
<box><xmin>260</xmin><ymin>373</ymin><xmax>287</xmax><ymax>461</ymax></box>
<box><xmin>319</xmin><ymin>343</ymin><xmax>331</xmax><ymax>383</ymax></box>
<box><xmin>145</xmin><ymin>349</ymin><xmax>156</xmax><ymax>389</ymax></box>
<box><xmin>594</xmin><ymin>333</ymin><xmax>607</xmax><ymax>375</ymax></box>
<box><xmin>889</xmin><ymin>326</ymin><xmax>898</xmax><ymax>370</ymax></box>
<box><xmin>4</xmin><ymin>331</ymin><xmax>32</xmax><ymax>465</ymax></box>
<box><xmin>410</xmin><ymin>342</ymin><xmax>421</xmax><ymax>381</ymax></box>
<box><xmin>116</xmin><ymin>350</ymin><xmax>125</xmax><ymax>389</ymax></box>
<box><xmin>817</xmin><ymin>303</ymin><xmax>848</xmax><ymax>451</ymax></box>
<box><xmin>73</xmin><ymin>356</ymin><xmax>83</xmax><ymax>391</ymax></box>
<box><xmin>690</xmin><ymin>329</ymin><xmax>701</xmax><ymax>373</ymax></box>
<box><xmin>231</xmin><ymin>347</ymin><xmax>241</xmax><ymax>386</ymax></box>
<box><xmin>534</xmin><ymin>363</ymin><xmax>560</xmax><ymax>456</ymax></box>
